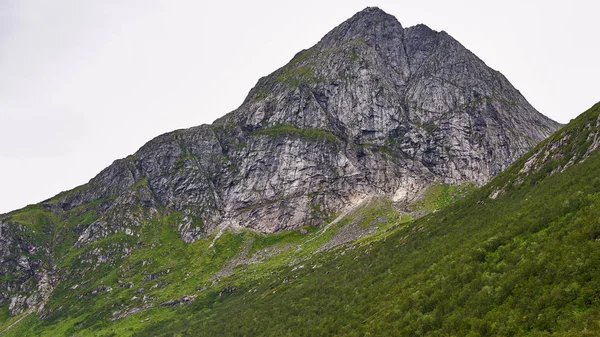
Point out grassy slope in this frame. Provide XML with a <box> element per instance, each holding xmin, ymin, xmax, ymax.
<box><xmin>0</xmin><ymin>194</ymin><xmax>419</xmax><ymax>336</ymax></box>
<box><xmin>2</xmin><ymin>104</ymin><xmax>599</xmax><ymax>336</ymax></box>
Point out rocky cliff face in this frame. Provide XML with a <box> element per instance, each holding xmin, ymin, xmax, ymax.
<box><xmin>58</xmin><ymin>7</ymin><xmax>559</xmax><ymax>236</ymax></box>
<box><xmin>0</xmin><ymin>7</ymin><xmax>560</xmax><ymax>315</ymax></box>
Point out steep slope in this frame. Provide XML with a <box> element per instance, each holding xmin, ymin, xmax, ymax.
<box><xmin>0</xmin><ymin>7</ymin><xmax>560</xmax><ymax>320</ymax></box>
<box><xmin>2</xmin><ymin>99</ymin><xmax>598</xmax><ymax>335</ymax></box>
<box><xmin>56</xmin><ymin>7</ymin><xmax>557</xmax><ymax>236</ymax></box>
<box><xmin>152</xmin><ymin>99</ymin><xmax>599</xmax><ymax>336</ymax></box>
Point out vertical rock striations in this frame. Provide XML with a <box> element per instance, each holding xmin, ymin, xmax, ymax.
<box><xmin>54</xmin><ymin>7</ymin><xmax>559</xmax><ymax>236</ymax></box>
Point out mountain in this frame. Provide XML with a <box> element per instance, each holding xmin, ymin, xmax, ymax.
<box><xmin>0</xmin><ymin>7</ymin><xmax>562</xmax><ymax>333</ymax></box>
<box><xmin>2</xmin><ymin>97</ymin><xmax>598</xmax><ymax>335</ymax></box>
<box><xmin>123</xmin><ymin>102</ymin><xmax>600</xmax><ymax>336</ymax></box>
<box><xmin>54</xmin><ymin>7</ymin><xmax>557</xmax><ymax>237</ymax></box>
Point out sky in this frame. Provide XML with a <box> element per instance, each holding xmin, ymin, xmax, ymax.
<box><xmin>1</xmin><ymin>0</ymin><xmax>599</xmax><ymax>214</ymax></box>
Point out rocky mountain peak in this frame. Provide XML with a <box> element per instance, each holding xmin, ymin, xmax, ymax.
<box><xmin>354</xmin><ymin>6</ymin><xmax>389</xmax><ymax>17</ymax></box>
<box><xmin>7</xmin><ymin>8</ymin><xmax>562</xmax><ymax>241</ymax></box>
<box><xmin>49</xmin><ymin>7</ymin><xmax>560</xmax><ymax>238</ymax></box>
<box><xmin>318</xmin><ymin>7</ymin><xmax>403</xmax><ymax>48</ymax></box>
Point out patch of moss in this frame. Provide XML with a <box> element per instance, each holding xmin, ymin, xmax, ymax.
<box><xmin>130</xmin><ymin>177</ymin><xmax>148</xmax><ymax>191</ymax></box>
<box><xmin>275</xmin><ymin>65</ymin><xmax>318</xmax><ymax>87</ymax></box>
<box><xmin>250</xmin><ymin>87</ymin><xmax>270</xmax><ymax>102</ymax></box>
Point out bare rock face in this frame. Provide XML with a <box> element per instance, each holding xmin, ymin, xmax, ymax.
<box><xmin>53</xmin><ymin>7</ymin><xmax>558</xmax><ymax>238</ymax></box>
<box><xmin>0</xmin><ymin>7</ymin><xmax>562</xmax><ymax>314</ymax></box>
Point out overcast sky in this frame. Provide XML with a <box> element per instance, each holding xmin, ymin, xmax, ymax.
<box><xmin>1</xmin><ymin>0</ymin><xmax>599</xmax><ymax>214</ymax></box>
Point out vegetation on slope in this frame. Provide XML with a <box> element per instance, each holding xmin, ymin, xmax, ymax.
<box><xmin>122</xmin><ymin>104</ymin><xmax>600</xmax><ymax>337</ymax></box>
<box><xmin>119</xmin><ymin>126</ymin><xmax>600</xmax><ymax>336</ymax></box>
<box><xmin>1</xmin><ymin>103</ymin><xmax>599</xmax><ymax>336</ymax></box>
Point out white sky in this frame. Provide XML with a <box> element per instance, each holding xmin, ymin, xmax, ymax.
<box><xmin>1</xmin><ymin>0</ymin><xmax>599</xmax><ymax>214</ymax></box>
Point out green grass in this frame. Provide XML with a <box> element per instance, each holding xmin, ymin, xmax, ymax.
<box><xmin>272</xmin><ymin>48</ymin><xmax>321</xmax><ymax>88</ymax></box>
<box><xmin>6</xmin><ymin>199</ymin><xmax>409</xmax><ymax>335</ymax></box>
<box><xmin>350</xmin><ymin>198</ymin><xmax>397</xmax><ymax>229</ymax></box>
<box><xmin>250</xmin><ymin>87</ymin><xmax>270</xmax><ymax>102</ymax></box>
<box><xmin>275</xmin><ymin>65</ymin><xmax>318</xmax><ymax>87</ymax></box>
<box><xmin>248</xmin><ymin>226</ymin><xmax>317</xmax><ymax>256</ymax></box>
<box><xmin>3</xmin><ymin>105</ymin><xmax>600</xmax><ymax>336</ymax></box>
<box><xmin>8</xmin><ymin>206</ymin><xmax>57</xmax><ymax>238</ymax></box>
<box><xmin>129</xmin><ymin>177</ymin><xmax>148</xmax><ymax>191</ymax></box>
<box><xmin>412</xmin><ymin>182</ymin><xmax>477</xmax><ymax>213</ymax></box>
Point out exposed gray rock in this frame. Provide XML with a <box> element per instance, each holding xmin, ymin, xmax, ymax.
<box><xmin>159</xmin><ymin>299</ymin><xmax>180</xmax><ymax>307</ymax></box>
<box><xmin>0</xmin><ymin>7</ymin><xmax>561</xmax><ymax>315</ymax></box>
<box><xmin>159</xmin><ymin>294</ymin><xmax>196</xmax><ymax>307</ymax></box>
<box><xmin>53</xmin><ymin>7</ymin><xmax>557</xmax><ymax>238</ymax></box>
<box><xmin>111</xmin><ymin>304</ymin><xmax>154</xmax><ymax>321</ymax></box>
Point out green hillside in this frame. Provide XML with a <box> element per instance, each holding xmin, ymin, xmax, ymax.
<box><xmin>2</xmin><ymin>103</ymin><xmax>600</xmax><ymax>336</ymax></box>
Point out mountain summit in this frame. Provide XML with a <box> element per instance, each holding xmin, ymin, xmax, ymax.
<box><xmin>0</xmin><ymin>7</ymin><xmax>559</xmax><ymax>317</ymax></box>
<box><xmin>56</xmin><ymin>7</ymin><xmax>558</xmax><ymax>236</ymax></box>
